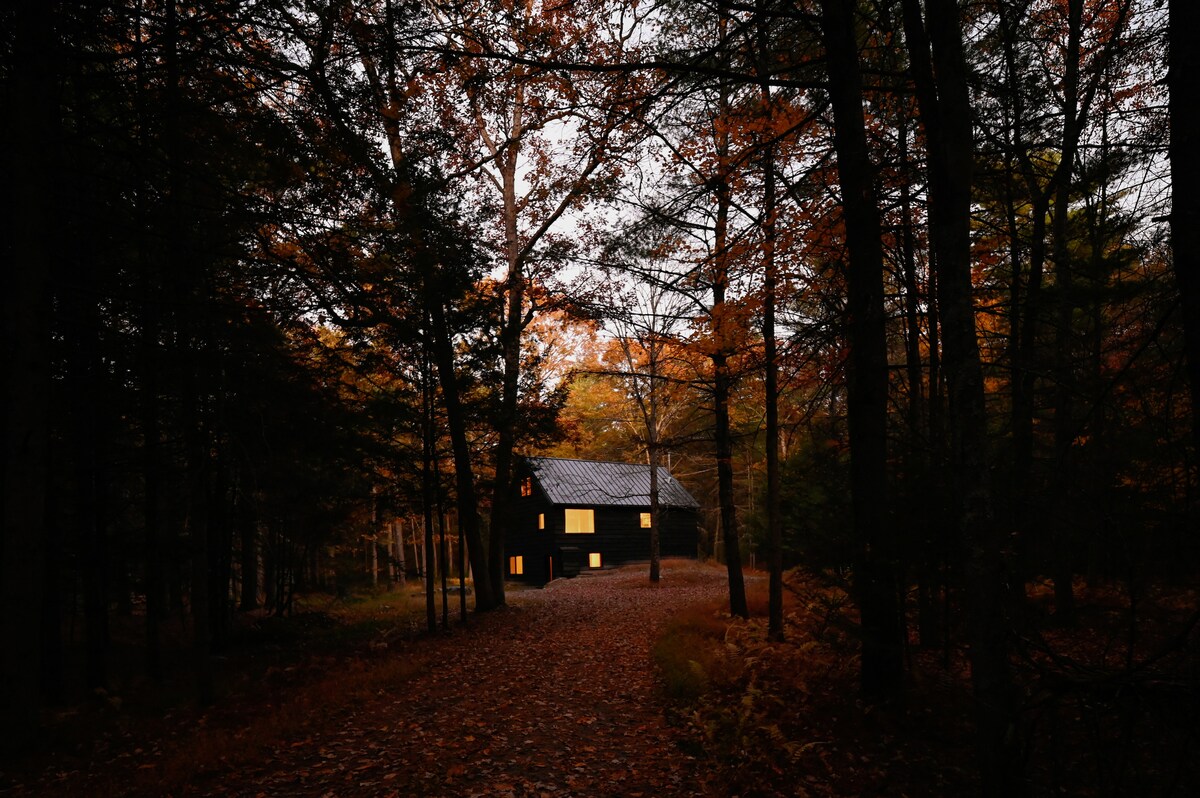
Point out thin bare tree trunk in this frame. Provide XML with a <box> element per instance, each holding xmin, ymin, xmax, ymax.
<box><xmin>1172</xmin><ymin>0</ymin><xmax>1200</xmax><ymax>460</ymax></box>
<box><xmin>1</xmin><ymin>0</ymin><xmax>55</xmax><ymax>747</ymax></box>
<box><xmin>756</xmin><ymin>0</ymin><xmax>784</xmax><ymax>642</ymax></box>
<box><xmin>649</xmin><ymin>441</ymin><xmax>661</xmax><ymax>584</ymax></box>
<box><xmin>713</xmin><ymin>8</ymin><xmax>748</xmax><ymax>619</ymax></box>
<box><xmin>821</xmin><ymin>0</ymin><xmax>902</xmax><ymax>699</ymax></box>
<box><xmin>426</xmin><ymin>299</ymin><xmax>495</xmax><ymax>611</ymax></box>
<box><xmin>457</xmin><ymin>512</ymin><xmax>467</xmax><ymax>621</ymax></box>
<box><xmin>421</xmin><ymin>341</ymin><xmax>438</xmax><ymax>633</ymax></box>
<box><xmin>903</xmin><ymin>0</ymin><xmax>1022</xmax><ymax>791</ymax></box>
<box><xmin>1047</xmin><ymin>0</ymin><xmax>1086</xmax><ymax>625</ymax></box>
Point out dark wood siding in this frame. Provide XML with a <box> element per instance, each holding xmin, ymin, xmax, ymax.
<box><xmin>504</xmin><ymin>460</ymin><xmax>700</xmax><ymax>586</ymax></box>
<box><xmin>507</xmin><ymin>491</ymin><xmax>556</xmax><ymax>585</ymax></box>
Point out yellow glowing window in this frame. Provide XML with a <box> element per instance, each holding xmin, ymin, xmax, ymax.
<box><xmin>564</xmin><ymin>508</ymin><xmax>594</xmax><ymax>534</ymax></box>
<box><xmin>509</xmin><ymin>555</ymin><xmax>524</xmax><ymax>575</ymax></box>
<box><xmin>640</xmin><ymin>512</ymin><xmax>651</xmax><ymax>528</ymax></box>
<box><xmin>589</xmin><ymin>552</ymin><xmax>602</xmax><ymax>568</ymax></box>
<box><xmin>538</xmin><ymin>513</ymin><xmax>545</xmax><ymax>530</ymax></box>
<box><xmin>520</xmin><ymin>478</ymin><xmax>533</xmax><ymax>497</ymax></box>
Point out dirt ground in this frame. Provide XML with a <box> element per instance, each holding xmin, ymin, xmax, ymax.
<box><xmin>218</xmin><ymin>563</ymin><xmax>727</xmax><ymax>797</ymax></box>
<box><xmin>10</xmin><ymin>561</ymin><xmax>732</xmax><ymax>797</ymax></box>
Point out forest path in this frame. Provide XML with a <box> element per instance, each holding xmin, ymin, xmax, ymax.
<box><xmin>204</xmin><ymin>562</ymin><xmax>729</xmax><ymax>797</ymax></box>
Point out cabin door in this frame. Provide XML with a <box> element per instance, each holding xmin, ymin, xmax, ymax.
<box><xmin>546</xmin><ymin>553</ymin><xmax>555</xmax><ymax>583</ymax></box>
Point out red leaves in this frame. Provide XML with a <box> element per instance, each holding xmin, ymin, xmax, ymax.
<box><xmin>17</xmin><ymin>563</ymin><xmax>727</xmax><ymax>796</ymax></box>
<box><xmin>216</xmin><ymin>562</ymin><xmax>725</xmax><ymax>796</ymax></box>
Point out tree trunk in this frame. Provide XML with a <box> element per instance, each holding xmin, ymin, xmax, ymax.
<box><xmin>385</xmin><ymin>520</ymin><xmax>396</xmax><ymax>589</ymax></box>
<box><xmin>67</xmin><ymin>235</ymin><xmax>109</xmax><ymax>693</ymax></box>
<box><xmin>713</xmin><ymin>366</ymin><xmax>748</xmax><ymax>618</ymax></box>
<box><xmin>458</xmin><ymin>513</ymin><xmax>467</xmax><ymax>622</ymax></box>
<box><xmin>371</xmin><ymin>489</ymin><xmax>379</xmax><ymax>589</ymax></box>
<box><xmin>487</xmin><ymin>179</ymin><xmax>522</xmax><ymax>609</ymax></box>
<box><xmin>1047</xmin><ymin>0</ymin><xmax>1085</xmax><ymax>625</ymax></box>
<box><xmin>262</xmin><ymin>526</ymin><xmax>277</xmax><ymax>613</ymax></box>
<box><xmin>208</xmin><ymin>461</ymin><xmax>233</xmax><ymax>652</ymax></box>
<box><xmin>183</xmin><ymin>357</ymin><xmax>213</xmax><ymax>701</ymax></box>
<box><xmin>434</xmin><ymin>452</ymin><xmax>450</xmax><ymax>630</ymax></box>
<box><xmin>1003</xmin><ymin>0</ymin><xmax>1051</xmax><ymax>572</ymax></box>
<box><xmin>238</xmin><ymin>491</ymin><xmax>258</xmax><ymax>611</ymax></box>
<box><xmin>1</xmin><ymin>0</ymin><xmax>55</xmax><ymax>747</ymax></box>
<box><xmin>438</xmin><ymin>509</ymin><xmax>450</xmax><ymax>630</ymax></box>
<box><xmin>757</xmin><ymin>2</ymin><xmax>784</xmax><ymax>642</ymax></box>
<box><xmin>1169</xmin><ymin>0</ymin><xmax>1200</xmax><ymax>477</ymax></box>
<box><xmin>764</xmin><ymin>161</ymin><xmax>783</xmax><ymax>640</ymax></box>
<box><xmin>649</xmin><ymin>442</ymin><xmax>662</xmax><ymax>584</ymax></box>
<box><xmin>141</xmin><ymin>288</ymin><xmax>167</xmax><ymax>673</ymax></box>
<box><xmin>902</xmin><ymin>0</ymin><xmax>1022</xmax><ymax>791</ymax></box>
<box><xmin>187</xmin><ymin>443</ymin><xmax>213</xmax><ymax>706</ymax></box>
<box><xmin>713</xmin><ymin>8</ymin><xmax>748</xmax><ymax>619</ymax></box>
<box><xmin>422</xmin><ymin>347</ymin><xmax>438</xmax><ymax>634</ymax></box>
<box><xmin>426</xmin><ymin>301</ymin><xmax>496</xmax><ymax>611</ymax></box>
<box><xmin>900</xmin><ymin>115</ymin><xmax>941</xmax><ymax>649</ymax></box>
<box><xmin>898</xmin><ymin>119</ymin><xmax>925</xmax><ymax>454</ymax></box>
<box><xmin>411</xmin><ymin>514</ymin><xmax>423</xmax><ymax>579</ymax></box>
<box><xmin>401</xmin><ymin>519</ymin><xmax>409</xmax><ymax>581</ymax></box>
<box><xmin>821</xmin><ymin>0</ymin><xmax>903</xmax><ymax>699</ymax></box>
<box><xmin>133</xmin><ymin>2</ymin><xmax>167</xmax><ymax>678</ymax></box>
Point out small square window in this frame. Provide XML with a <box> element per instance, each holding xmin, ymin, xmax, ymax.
<box><xmin>509</xmin><ymin>555</ymin><xmax>524</xmax><ymax>575</ymax></box>
<box><xmin>640</xmin><ymin>512</ymin><xmax>651</xmax><ymax>528</ymax></box>
<box><xmin>588</xmin><ymin>552</ymin><xmax>602</xmax><ymax>568</ymax></box>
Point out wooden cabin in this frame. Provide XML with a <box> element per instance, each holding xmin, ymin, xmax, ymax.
<box><xmin>505</xmin><ymin>456</ymin><xmax>700</xmax><ymax>585</ymax></box>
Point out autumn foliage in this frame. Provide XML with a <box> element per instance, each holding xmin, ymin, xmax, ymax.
<box><xmin>1</xmin><ymin>0</ymin><xmax>1197</xmax><ymax>795</ymax></box>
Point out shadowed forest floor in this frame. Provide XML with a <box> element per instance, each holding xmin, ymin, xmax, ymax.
<box><xmin>7</xmin><ymin>562</ymin><xmax>1197</xmax><ymax>797</ymax></box>
<box><xmin>5</xmin><ymin>561</ymin><xmax>731</xmax><ymax>797</ymax></box>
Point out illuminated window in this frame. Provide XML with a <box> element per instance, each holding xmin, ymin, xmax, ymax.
<box><xmin>564</xmin><ymin>508</ymin><xmax>594</xmax><ymax>534</ymax></box>
<box><xmin>520</xmin><ymin>478</ymin><xmax>533</xmax><ymax>497</ymax></box>
<box><xmin>538</xmin><ymin>513</ymin><xmax>545</xmax><ymax>530</ymax></box>
<box><xmin>640</xmin><ymin>512</ymin><xmax>651</xmax><ymax>528</ymax></box>
<box><xmin>508</xmin><ymin>555</ymin><xmax>524</xmax><ymax>575</ymax></box>
<box><xmin>589</xmin><ymin>552</ymin><xmax>602</xmax><ymax>568</ymax></box>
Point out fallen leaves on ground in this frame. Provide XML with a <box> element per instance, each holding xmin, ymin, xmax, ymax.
<box><xmin>13</xmin><ymin>561</ymin><xmax>730</xmax><ymax>797</ymax></box>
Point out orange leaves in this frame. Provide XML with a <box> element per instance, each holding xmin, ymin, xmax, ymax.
<box><xmin>690</xmin><ymin>299</ymin><xmax>756</xmax><ymax>359</ymax></box>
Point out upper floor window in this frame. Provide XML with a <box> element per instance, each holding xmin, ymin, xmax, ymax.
<box><xmin>520</xmin><ymin>477</ymin><xmax>533</xmax><ymax>497</ymax></box>
<box><xmin>564</xmin><ymin>508</ymin><xmax>595</xmax><ymax>534</ymax></box>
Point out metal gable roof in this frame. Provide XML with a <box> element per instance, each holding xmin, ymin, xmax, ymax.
<box><xmin>525</xmin><ymin>456</ymin><xmax>700</xmax><ymax>510</ymax></box>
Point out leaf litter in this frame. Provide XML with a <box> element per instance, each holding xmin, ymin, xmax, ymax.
<box><xmin>187</xmin><ymin>562</ymin><xmax>727</xmax><ymax>796</ymax></box>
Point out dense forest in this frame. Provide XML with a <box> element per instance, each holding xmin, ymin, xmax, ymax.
<box><xmin>1</xmin><ymin>0</ymin><xmax>1196</xmax><ymax>794</ymax></box>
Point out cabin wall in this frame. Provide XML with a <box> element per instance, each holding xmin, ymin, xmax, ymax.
<box><xmin>506</xmin><ymin>495</ymin><xmax>699</xmax><ymax>585</ymax></box>
<box><xmin>558</xmin><ymin>506</ymin><xmax>698</xmax><ymax>565</ymax></box>
<box><xmin>507</xmin><ymin>495</ymin><xmax>555</xmax><ymax>585</ymax></box>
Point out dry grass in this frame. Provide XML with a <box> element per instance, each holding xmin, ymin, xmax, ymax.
<box><xmin>651</xmin><ymin>598</ymin><xmax>740</xmax><ymax>703</ymax></box>
<box><xmin>15</xmin><ymin>589</ymin><xmax>437</xmax><ymax>798</ymax></box>
<box><xmin>652</xmin><ymin>571</ymin><xmax>977</xmax><ymax>797</ymax></box>
<box><xmin>136</xmin><ymin>652</ymin><xmax>427</xmax><ymax>795</ymax></box>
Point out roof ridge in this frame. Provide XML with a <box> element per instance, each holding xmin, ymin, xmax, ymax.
<box><xmin>526</xmin><ymin>455</ymin><xmax>647</xmax><ymax>468</ymax></box>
